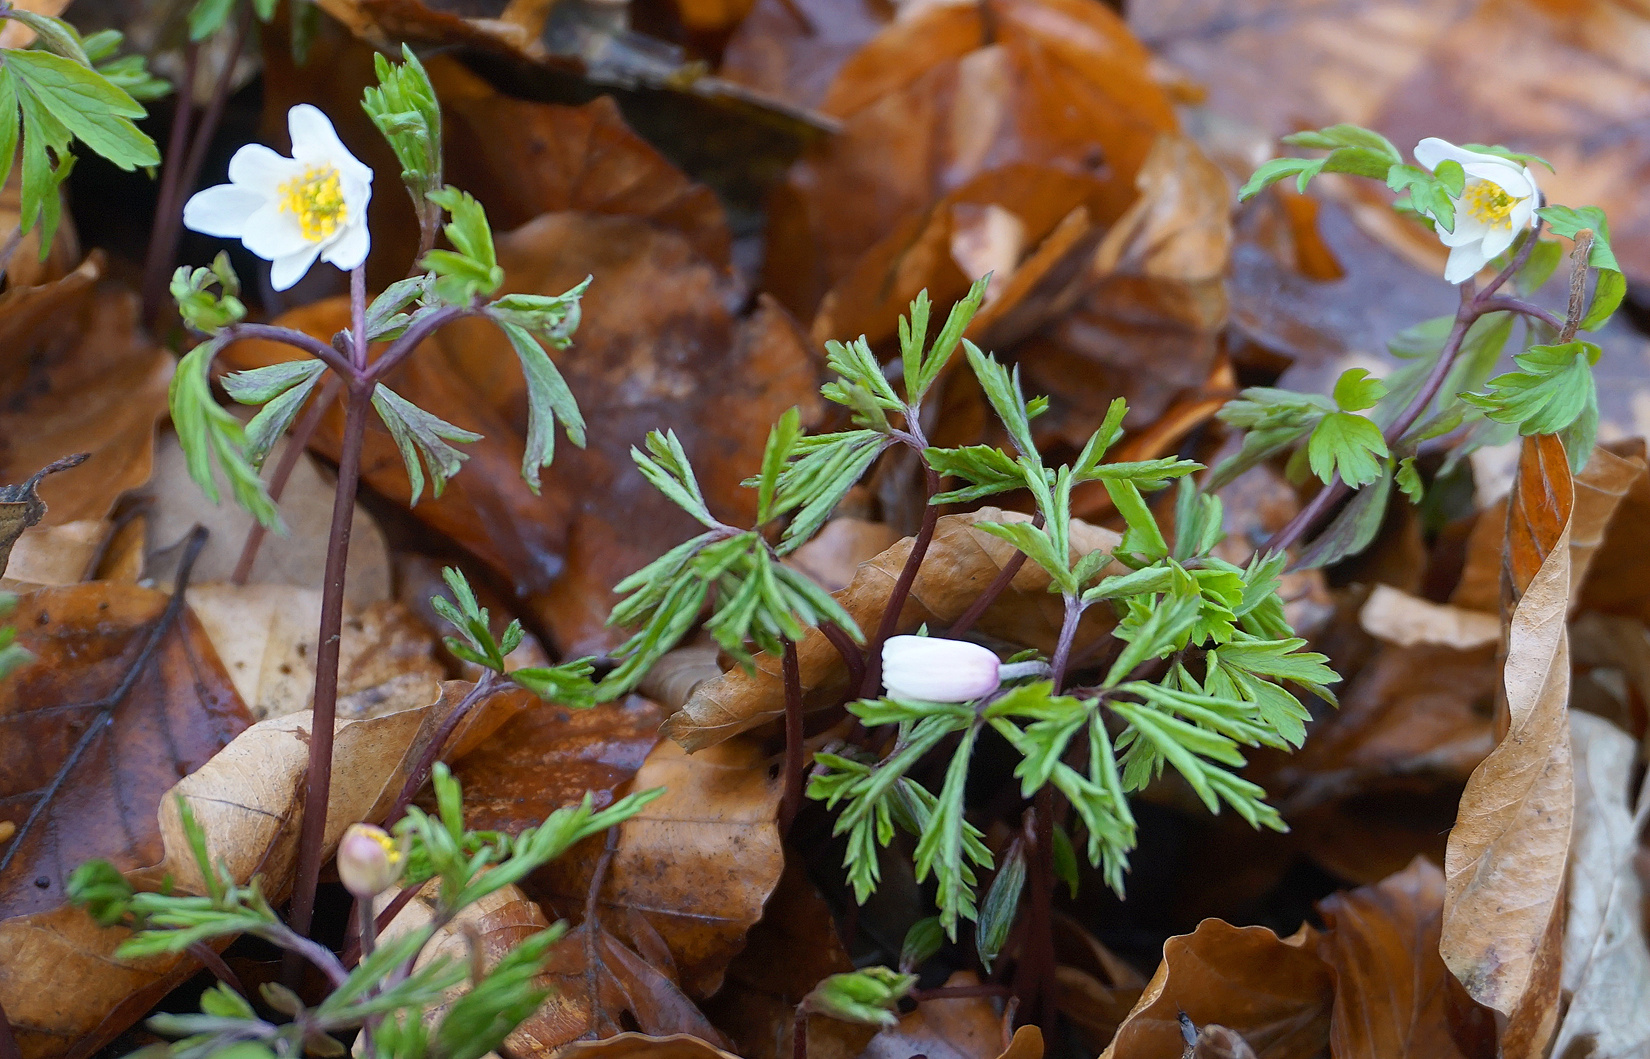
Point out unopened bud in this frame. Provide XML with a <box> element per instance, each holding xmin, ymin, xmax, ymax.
<box><xmin>881</xmin><ymin>636</ymin><xmax>1045</xmax><ymax>702</ymax></box>
<box><xmin>337</xmin><ymin>823</ymin><xmax>402</xmax><ymax>898</ymax></box>
<box><xmin>801</xmin><ymin>967</ymin><xmax>916</xmax><ymax>1028</ymax></box>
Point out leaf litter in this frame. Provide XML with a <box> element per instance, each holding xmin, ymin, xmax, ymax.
<box><xmin>6</xmin><ymin>1</ymin><xmax>1650</xmax><ymax>1058</ymax></box>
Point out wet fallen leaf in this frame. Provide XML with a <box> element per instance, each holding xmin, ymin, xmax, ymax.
<box><xmin>0</xmin><ymin>578</ymin><xmax>252</xmax><ymax>1059</ymax></box>
<box><xmin>557</xmin><ymin>1033</ymin><xmax>745</xmax><ymax>1059</ymax></box>
<box><xmin>663</xmin><ymin>507</ymin><xmax>1119</xmax><ymax>750</ymax></box>
<box><xmin>1101</xmin><ymin>920</ymin><xmax>1333</xmax><ymax>1059</ymax></box>
<box><xmin>1441</xmin><ymin>434</ymin><xmax>1574</xmax><ymax>1059</ymax></box>
<box><xmin>719</xmin><ymin>0</ymin><xmax>890</xmax><ymax>110</ymax></box>
<box><xmin>1315</xmin><ymin>856</ymin><xmax>1467</xmax><ymax>1059</ymax></box>
<box><xmin>1551</xmin><ymin>711</ymin><xmax>1650</xmax><ymax>1059</ymax></box>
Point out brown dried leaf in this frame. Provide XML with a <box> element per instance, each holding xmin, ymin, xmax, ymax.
<box><xmin>720</xmin><ymin>0</ymin><xmax>890</xmax><ymax>110</ymax></box>
<box><xmin>185</xmin><ymin>584</ymin><xmax>447</xmax><ymax>722</ymax></box>
<box><xmin>1314</xmin><ymin>857</ymin><xmax>1468</xmax><ymax>1059</ymax></box>
<box><xmin>155</xmin><ymin>679</ymin><xmax>521</xmax><ymax>899</ymax></box>
<box><xmin>765</xmin><ymin>0</ymin><xmax>1177</xmax><ymax>317</ymax></box>
<box><xmin>1551</xmin><ymin>711</ymin><xmax>1650</xmax><ymax>1058</ymax></box>
<box><xmin>443</xmin><ymin>697</ymin><xmax>664</xmax><ymax>838</ymax></box>
<box><xmin>700</xmin><ymin>858</ymin><xmax>868</xmax><ymax>1059</ymax></box>
<box><xmin>0</xmin><ymin>257</ymin><xmax>170</xmax><ymax>530</ymax></box>
<box><xmin>663</xmin><ymin>508</ymin><xmax>1119</xmax><ymax>750</ymax></box>
<box><xmin>1101</xmin><ymin>921</ymin><xmax>1333</xmax><ymax>1059</ymax></box>
<box><xmin>0</xmin><ymin>582</ymin><xmax>252</xmax><ymax>1059</ymax></box>
<box><xmin>532</xmin><ymin>737</ymin><xmax>784</xmax><ymax>999</ymax></box>
<box><xmin>139</xmin><ymin>431</ymin><xmax>392</xmax><ymax>608</ymax></box>
<box><xmin>863</xmin><ymin>973</ymin><xmax>1026</xmax><ymax>1059</ymax></box>
<box><xmin>223</xmin><ymin>219</ymin><xmax>823</xmax><ymax>656</ymax></box>
<box><xmin>1441</xmin><ymin>434</ymin><xmax>1575</xmax><ymax>1059</ymax></box>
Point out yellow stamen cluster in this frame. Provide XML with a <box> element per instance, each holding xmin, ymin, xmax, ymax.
<box><xmin>368</xmin><ymin>828</ymin><xmax>401</xmax><ymax>867</ymax></box>
<box><xmin>279</xmin><ymin>164</ymin><xmax>346</xmax><ymax>242</ymax></box>
<box><xmin>1462</xmin><ymin>179</ymin><xmax>1516</xmax><ymax>228</ymax></box>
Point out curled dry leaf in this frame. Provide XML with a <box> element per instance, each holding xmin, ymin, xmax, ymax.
<box><xmin>1101</xmin><ymin>920</ymin><xmax>1333</xmax><ymax>1059</ymax></box>
<box><xmin>1453</xmin><ymin>443</ymin><xmax>1644</xmax><ymax>614</ymax></box>
<box><xmin>662</xmin><ymin>508</ymin><xmax>1120</xmax><ymax>751</ymax></box>
<box><xmin>1314</xmin><ymin>856</ymin><xmax>1468</xmax><ymax>1059</ymax></box>
<box><xmin>1551</xmin><ymin>711</ymin><xmax>1650</xmax><ymax>1059</ymax></box>
<box><xmin>0</xmin><ymin>455</ymin><xmax>89</xmax><ymax>579</ymax></box>
<box><xmin>0</xmin><ymin>582</ymin><xmax>252</xmax><ymax>1059</ymax></box>
<box><xmin>186</xmin><ymin>583</ymin><xmax>446</xmax><ymax>721</ymax></box>
<box><xmin>1441</xmin><ymin>434</ymin><xmax>1575</xmax><ymax>1059</ymax></box>
<box><xmin>532</xmin><ymin>737</ymin><xmax>784</xmax><ymax>999</ymax></box>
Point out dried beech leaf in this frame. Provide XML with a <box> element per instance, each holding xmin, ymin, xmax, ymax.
<box><xmin>1440</xmin><ymin>434</ymin><xmax>1574</xmax><ymax>1059</ymax></box>
<box><xmin>863</xmin><ymin>973</ymin><xmax>1024</xmax><ymax>1059</ymax></box>
<box><xmin>663</xmin><ymin>508</ymin><xmax>1119</xmax><ymax>751</ymax></box>
<box><xmin>1315</xmin><ymin>857</ymin><xmax>1467</xmax><ymax>1059</ymax></box>
<box><xmin>1358</xmin><ymin>586</ymin><xmax>1498</xmax><ymax>651</ymax></box>
<box><xmin>155</xmin><ymin>679</ymin><xmax>520</xmax><ymax>898</ymax></box>
<box><xmin>1550</xmin><ymin>711</ymin><xmax>1650</xmax><ymax>1058</ymax></box>
<box><xmin>532</xmin><ymin>737</ymin><xmax>783</xmax><ymax>999</ymax></box>
<box><xmin>0</xmin><ymin>256</ymin><xmax>170</xmax><ymax>530</ymax></box>
<box><xmin>0</xmin><ymin>582</ymin><xmax>252</xmax><ymax>1059</ymax></box>
<box><xmin>701</xmin><ymin>859</ymin><xmax>868</xmax><ymax>1059</ymax></box>
<box><xmin>765</xmin><ymin>0</ymin><xmax>1176</xmax><ymax>316</ymax></box>
<box><xmin>186</xmin><ymin>584</ymin><xmax>446</xmax><ymax>722</ymax></box>
<box><xmin>140</xmin><ymin>432</ymin><xmax>392</xmax><ymax>608</ymax></box>
<box><xmin>1101</xmin><ymin>920</ymin><xmax>1332</xmax><ymax>1059</ymax></box>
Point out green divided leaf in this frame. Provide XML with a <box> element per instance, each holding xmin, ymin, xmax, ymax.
<box><xmin>1307</xmin><ymin>411</ymin><xmax>1388</xmax><ymax>487</ymax></box>
<box><xmin>371</xmin><ymin>383</ymin><xmax>483</xmax><ymax>503</ymax></box>
<box><xmin>1462</xmin><ymin>341</ymin><xmax>1599</xmax><ymax>437</ymax></box>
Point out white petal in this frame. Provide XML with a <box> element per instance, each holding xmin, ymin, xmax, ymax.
<box><xmin>1509</xmin><ymin>195</ymin><xmax>1536</xmax><ymax>232</ymax></box>
<box><xmin>269</xmin><ymin>243</ymin><xmax>322</xmax><ymax>291</ymax></box>
<box><xmin>1444</xmin><ymin>242</ymin><xmax>1491</xmax><ymax>284</ymax></box>
<box><xmin>1462</xmin><ymin>160</ymin><xmax>1531</xmax><ymax>197</ymax></box>
<box><xmin>321</xmin><ymin>217</ymin><xmax>370</xmax><ymax>270</ymax></box>
<box><xmin>1415</xmin><ymin>137</ymin><xmax>1505</xmax><ymax>172</ymax></box>
<box><xmin>182</xmin><ymin>183</ymin><xmax>264</xmax><ymax>237</ymax></box>
<box><xmin>227</xmin><ymin>143</ymin><xmax>301</xmax><ymax>192</ymax></box>
<box><xmin>1480</xmin><ymin>221</ymin><xmax>1518</xmax><ymax>260</ymax></box>
<box><xmin>1438</xmin><ymin>212</ymin><xmax>1490</xmax><ymax>248</ymax></box>
<box><xmin>287</xmin><ymin>104</ymin><xmax>373</xmax><ymax>188</ymax></box>
<box><xmin>239</xmin><ymin>200</ymin><xmax>311</xmax><ymax>261</ymax></box>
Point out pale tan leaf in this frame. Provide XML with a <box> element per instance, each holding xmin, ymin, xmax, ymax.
<box><xmin>1441</xmin><ymin>434</ymin><xmax>1574</xmax><ymax>1059</ymax></box>
<box><xmin>1358</xmin><ymin>585</ymin><xmax>1499</xmax><ymax>650</ymax></box>
<box><xmin>1551</xmin><ymin>711</ymin><xmax>1650</xmax><ymax>1059</ymax></box>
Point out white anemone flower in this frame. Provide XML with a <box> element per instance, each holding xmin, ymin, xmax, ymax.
<box><xmin>183</xmin><ymin>104</ymin><xmax>373</xmax><ymax>291</ymax></box>
<box><xmin>1414</xmin><ymin>137</ymin><xmax>1539</xmax><ymax>285</ymax></box>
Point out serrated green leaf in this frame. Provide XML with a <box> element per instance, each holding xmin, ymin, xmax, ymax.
<box><xmin>1462</xmin><ymin>341</ymin><xmax>1598</xmax><ymax>436</ymax></box>
<box><xmin>371</xmin><ymin>383</ymin><xmax>483</xmax><ymax>503</ymax></box>
<box><xmin>7</xmin><ymin>50</ymin><xmax>155</xmax><ymax>169</ymax></box>
<box><xmin>494</xmin><ymin>319</ymin><xmax>584</xmax><ymax>493</ymax></box>
<box><xmin>1332</xmin><ymin>367</ymin><xmax>1387</xmax><ymax>412</ymax></box>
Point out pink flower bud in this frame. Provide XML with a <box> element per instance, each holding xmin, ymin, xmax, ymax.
<box><xmin>881</xmin><ymin>636</ymin><xmax>1003</xmax><ymax>702</ymax></box>
<box><xmin>337</xmin><ymin>823</ymin><xmax>402</xmax><ymax>898</ymax></box>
